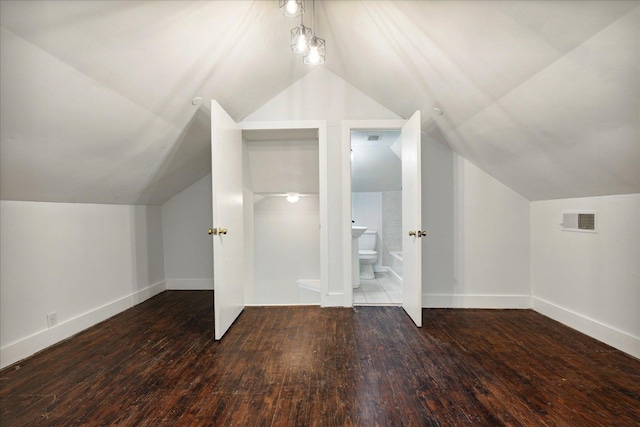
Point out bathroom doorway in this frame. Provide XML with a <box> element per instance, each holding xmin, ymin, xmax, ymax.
<box><xmin>342</xmin><ymin>113</ymin><xmax>423</xmax><ymax>327</ymax></box>
<box><xmin>351</xmin><ymin>130</ymin><xmax>403</xmax><ymax>305</ymax></box>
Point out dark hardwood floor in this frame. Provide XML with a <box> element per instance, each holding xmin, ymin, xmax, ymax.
<box><xmin>1</xmin><ymin>291</ymin><xmax>639</xmax><ymax>426</ymax></box>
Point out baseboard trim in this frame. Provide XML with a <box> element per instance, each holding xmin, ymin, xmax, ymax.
<box><xmin>165</xmin><ymin>279</ymin><xmax>214</xmax><ymax>290</ymax></box>
<box><xmin>531</xmin><ymin>297</ymin><xmax>640</xmax><ymax>359</ymax></box>
<box><xmin>133</xmin><ymin>281</ymin><xmax>166</xmax><ymax>305</ymax></box>
<box><xmin>423</xmin><ymin>294</ymin><xmax>531</xmax><ymax>309</ymax></box>
<box><xmin>245</xmin><ymin>303</ymin><xmax>321</xmax><ymax>307</ymax></box>
<box><xmin>0</xmin><ymin>281</ymin><xmax>166</xmax><ymax>370</ymax></box>
<box><xmin>322</xmin><ymin>292</ymin><xmax>347</xmax><ymax>307</ymax></box>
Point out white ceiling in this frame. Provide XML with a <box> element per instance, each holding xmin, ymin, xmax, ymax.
<box><xmin>351</xmin><ymin>130</ymin><xmax>402</xmax><ymax>193</ymax></box>
<box><xmin>0</xmin><ymin>1</ymin><xmax>638</xmax><ymax>204</ymax></box>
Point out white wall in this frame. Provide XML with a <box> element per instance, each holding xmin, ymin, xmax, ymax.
<box><xmin>246</xmin><ymin>69</ymin><xmax>532</xmax><ymax>309</ymax></box>
<box><xmin>132</xmin><ymin>204</ymin><xmax>165</xmax><ymax>289</ymax></box>
<box><xmin>424</xmin><ymin>153</ymin><xmax>531</xmax><ymax>308</ymax></box>
<box><xmin>252</xmin><ymin>196</ymin><xmax>320</xmax><ymax>305</ymax></box>
<box><xmin>161</xmin><ymin>174</ymin><xmax>213</xmax><ymax>290</ymax></box>
<box><xmin>243</xmin><ymin>142</ymin><xmax>255</xmax><ymax>303</ymax></box>
<box><xmin>531</xmin><ymin>194</ymin><xmax>640</xmax><ymax>358</ymax></box>
<box><xmin>422</xmin><ymin>133</ymin><xmax>456</xmax><ymax>300</ymax></box>
<box><xmin>0</xmin><ymin>201</ymin><xmax>165</xmax><ymax>368</ymax></box>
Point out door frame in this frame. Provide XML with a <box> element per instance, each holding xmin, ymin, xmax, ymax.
<box><xmin>341</xmin><ymin>119</ymin><xmax>408</xmax><ymax>307</ymax></box>
<box><xmin>239</xmin><ymin>120</ymin><xmax>329</xmax><ymax>306</ymax></box>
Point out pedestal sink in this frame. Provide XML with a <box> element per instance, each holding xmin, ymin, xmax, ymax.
<box><xmin>351</xmin><ymin>226</ymin><xmax>367</xmax><ymax>288</ymax></box>
<box><xmin>352</xmin><ymin>226</ymin><xmax>367</xmax><ymax>238</ymax></box>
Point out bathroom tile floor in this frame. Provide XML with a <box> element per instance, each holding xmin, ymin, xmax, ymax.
<box><xmin>353</xmin><ymin>271</ymin><xmax>402</xmax><ymax>305</ymax></box>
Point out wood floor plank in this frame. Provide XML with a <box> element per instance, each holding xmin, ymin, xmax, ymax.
<box><xmin>1</xmin><ymin>291</ymin><xmax>639</xmax><ymax>426</ymax></box>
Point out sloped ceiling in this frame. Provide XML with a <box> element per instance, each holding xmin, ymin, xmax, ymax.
<box><xmin>351</xmin><ymin>130</ymin><xmax>402</xmax><ymax>193</ymax></box>
<box><xmin>0</xmin><ymin>1</ymin><xmax>638</xmax><ymax>204</ymax></box>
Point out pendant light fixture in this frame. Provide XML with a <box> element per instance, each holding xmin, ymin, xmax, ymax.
<box><xmin>303</xmin><ymin>36</ymin><xmax>325</xmax><ymax>65</ymax></box>
<box><xmin>290</xmin><ymin>14</ymin><xmax>312</xmax><ymax>54</ymax></box>
<box><xmin>279</xmin><ymin>0</ymin><xmax>325</xmax><ymax>65</ymax></box>
<box><xmin>303</xmin><ymin>0</ymin><xmax>325</xmax><ymax>65</ymax></box>
<box><xmin>280</xmin><ymin>0</ymin><xmax>304</xmax><ymax>18</ymax></box>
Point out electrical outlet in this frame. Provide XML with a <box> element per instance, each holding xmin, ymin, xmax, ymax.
<box><xmin>47</xmin><ymin>312</ymin><xmax>57</xmax><ymax>328</ymax></box>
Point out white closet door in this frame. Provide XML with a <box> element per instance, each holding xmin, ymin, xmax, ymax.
<box><xmin>211</xmin><ymin>100</ymin><xmax>245</xmax><ymax>339</ymax></box>
<box><xmin>401</xmin><ymin>111</ymin><xmax>423</xmax><ymax>327</ymax></box>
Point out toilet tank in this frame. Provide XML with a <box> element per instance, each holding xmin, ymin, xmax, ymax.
<box><xmin>359</xmin><ymin>230</ymin><xmax>377</xmax><ymax>250</ymax></box>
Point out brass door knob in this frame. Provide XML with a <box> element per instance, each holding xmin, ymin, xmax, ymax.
<box><xmin>419</xmin><ymin>230</ymin><xmax>427</xmax><ymax>237</ymax></box>
<box><xmin>409</xmin><ymin>231</ymin><xmax>416</xmax><ymax>236</ymax></box>
<box><xmin>208</xmin><ymin>227</ymin><xmax>228</xmax><ymax>235</ymax></box>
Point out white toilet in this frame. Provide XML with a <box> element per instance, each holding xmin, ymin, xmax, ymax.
<box><xmin>359</xmin><ymin>230</ymin><xmax>378</xmax><ymax>280</ymax></box>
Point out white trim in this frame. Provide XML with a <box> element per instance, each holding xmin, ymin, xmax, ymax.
<box><xmin>239</xmin><ymin>120</ymin><xmax>329</xmax><ymax>309</ymax></box>
<box><xmin>342</xmin><ymin>120</ymin><xmax>407</xmax><ymax>307</ymax></box>
<box><xmin>423</xmin><ymin>294</ymin><xmax>531</xmax><ymax>309</ymax></box>
<box><xmin>532</xmin><ymin>296</ymin><xmax>640</xmax><ymax>359</ymax></box>
<box><xmin>165</xmin><ymin>278</ymin><xmax>214</xmax><ymax>290</ymax></box>
<box><xmin>133</xmin><ymin>280</ymin><xmax>166</xmax><ymax>304</ymax></box>
<box><xmin>239</xmin><ymin>120</ymin><xmax>326</xmax><ymax>131</ymax></box>
<box><xmin>323</xmin><ymin>292</ymin><xmax>346</xmax><ymax>308</ymax></box>
<box><xmin>0</xmin><ymin>281</ymin><xmax>166</xmax><ymax>369</ymax></box>
<box><xmin>245</xmin><ymin>303</ymin><xmax>320</xmax><ymax>307</ymax></box>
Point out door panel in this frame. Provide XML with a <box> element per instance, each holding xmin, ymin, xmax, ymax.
<box><xmin>211</xmin><ymin>101</ymin><xmax>245</xmax><ymax>339</ymax></box>
<box><xmin>401</xmin><ymin>111</ymin><xmax>422</xmax><ymax>327</ymax></box>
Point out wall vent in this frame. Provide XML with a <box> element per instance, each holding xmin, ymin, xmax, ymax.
<box><xmin>561</xmin><ymin>211</ymin><xmax>597</xmax><ymax>233</ymax></box>
<box><xmin>367</xmin><ymin>135</ymin><xmax>381</xmax><ymax>141</ymax></box>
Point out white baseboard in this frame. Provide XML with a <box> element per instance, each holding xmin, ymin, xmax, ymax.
<box><xmin>133</xmin><ymin>281</ymin><xmax>166</xmax><ymax>305</ymax></box>
<box><xmin>532</xmin><ymin>297</ymin><xmax>640</xmax><ymax>359</ymax></box>
<box><xmin>322</xmin><ymin>292</ymin><xmax>347</xmax><ymax>307</ymax></box>
<box><xmin>245</xmin><ymin>303</ymin><xmax>321</xmax><ymax>307</ymax></box>
<box><xmin>423</xmin><ymin>293</ymin><xmax>531</xmax><ymax>309</ymax></box>
<box><xmin>165</xmin><ymin>278</ymin><xmax>214</xmax><ymax>290</ymax></box>
<box><xmin>0</xmin><ymin>281</ymin><xmax>166</xmax><ymax>370</ymax></box>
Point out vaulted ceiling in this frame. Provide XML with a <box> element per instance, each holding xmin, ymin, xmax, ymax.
<box><xmin>1</xmin><ymin>1</ymin><xmax>638</xmax><ymax>204</ymax></box>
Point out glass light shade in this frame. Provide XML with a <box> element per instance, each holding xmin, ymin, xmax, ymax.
<box><xmin>290</xmin><ymin>24</ymin><xmax>312</xmax><ymax>53</ymax></box>
<box><xmin>280</xmin><ymin>0</ymin><xmax>304</xmax><ymax>18</ymax></box>
<box><xmin>303</xmin><ymin>36</ymin><xmax>325</xmax><ymax>65</ymax></box>
<box><xmin>286</xmin><ymin>192</ymin><xmax>300</xmax><ymax>203</ymax></box>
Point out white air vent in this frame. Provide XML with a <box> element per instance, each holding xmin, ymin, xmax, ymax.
<box><xmin>367</xmin><ymin>135</ymin><xmax>381</xmax><ymax>141</ymax></box>
<box><xmin>561</xmin><ymin>211</ymin><xmax>597</xmax><ymax>233</ymax></box>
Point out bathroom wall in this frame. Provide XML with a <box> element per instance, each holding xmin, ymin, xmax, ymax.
<box><xmin>381</xmin><ymin>191</ymin><xmax>402</xmax><ymax>266</ymax></box>
<box><xmin>0</xmin><ymin>201</ymin><xmax>165</xmax><ymax>369</ymax></box>
<box><xmin>352</xmin><ymin>191</ymin><xmax>402</xmax><ymax>270</ymax></box>
<box><xmin>352</xmin><ymin>192</ymin><xmax>382</xmax><ymax>268</ymax></box>
<box><xmin>252</xmin><ymin>196</ymin><xmax>320</xmax><ymax>304</ymax></box>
